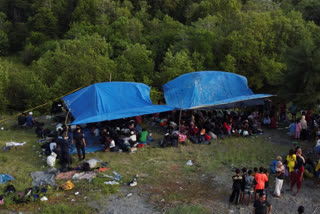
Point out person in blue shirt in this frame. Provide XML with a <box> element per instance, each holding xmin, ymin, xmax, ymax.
<box><xmin>26</xmin><ymin>112</ymin><xmax>35</xmax><ymax>127</ymax></box>
<box><xmin>288</xmin><ymin>120</ymin><xmax>296</xmax><ymax>137</ymax></box>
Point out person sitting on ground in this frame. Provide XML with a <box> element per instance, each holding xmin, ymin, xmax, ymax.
<box><xmin>253</xmin><ymin>192</ymin><xmax>272</xmax><ymax>214</ymax></box>
<box><xmin>263</xmin><ymin>114</ymin><xmax>271</xmax><ymax>126</ymax></box>
<box><xmin>139</xmin><ymin>129</ymin><xmax>149</xmax><ymax>144</ymax></box>
<box><xmin>223</xmin><ymin>118</ymin><xmax>232</xmax><ymax>136</ymax></box>
<box><xmin>242</xmin><ymin>170</ymin><xmax>257</xmax><ymax>206</ymax></box>
<box><xmin>229</xmin><ymin>168</ymin><xmax>242</xmax><ymax>205</ymax></box>
<box><xmin>26</xmin><ymin>112</ymin><xmax>35</xmax><ymax>127</ymax></box>
<box><xmin>254</xmin><ymin>167</ymin><xmax>268</xmax><ymax>200</ymax></box>
<box><xmin>18</xmin><ymin>113</ymin><xmax>26</xmax><ymax>126</ymax></box>
<box><xmin>91</xmin><ymin>126</ymin><xmax>100</xmax><ymax>137</ymax></box>
<box><xmin>35</xmin><ymin>124</ymin><xmax>44</xmax><ymax>138</ymax></box>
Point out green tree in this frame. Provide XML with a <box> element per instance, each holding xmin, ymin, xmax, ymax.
<box><xmin>115</xmin><ymin>43</ymin><xmax>154</xmax><ymax>84</ymax></box>
<box><xmin>283</xmin><ymin>39</ymin><xmax>320</xmax><ymax>108</ymax></box>
<box><xmin>0</xmin><ymin>58</ymin><xmax>8</xmax><ymax>111</ymax></box>
<box><xmin>158</xmin><ymin>49</ymin><xmax>195</xmax><ymax>85</ymax></box>
<box><xmin>32</xmin><ymin>34</ymin><xmax>115</xmax><ymax>100</ymax></box>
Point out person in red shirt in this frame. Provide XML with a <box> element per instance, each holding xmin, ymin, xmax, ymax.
<box><xmin>188</xmin><ymin>122</ymin><xmax>199</xmax><ymax>136</ymax></box>
<box><xmin>290</xmin><ymin>148</ymin><xmax>305</xmax><ymax>196</ymax></box>
<box><xmin>254</xmin><ymin>167</ymin><xmax>268</xmax><ymax>200</ymax></box>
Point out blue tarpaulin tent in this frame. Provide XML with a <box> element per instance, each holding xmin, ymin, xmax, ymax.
<box><xmin>63</xmin><ymin>82</ymin><xmax>174</xmax><ymax>125</ymax></box>
<box><xmin>162</xmin><ymin>71</ymin><xmax>273</xmax><ymax>110</ymax></box>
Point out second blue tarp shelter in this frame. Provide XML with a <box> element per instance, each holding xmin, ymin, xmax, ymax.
<box><xmin>63</xmin><ymin>82</ymin><xmax>174</xmax><ymax>125</ymax></box>
<box><xmin>163</xmin><ymin>71</ymin><xmax>273</xmax><ymax>110</ymax></box>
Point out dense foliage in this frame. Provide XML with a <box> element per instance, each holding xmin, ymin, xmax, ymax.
<box><xmin>0</xmin><ymin>0</ymin><xmax>320</xmax><ymax>112</ymax></box>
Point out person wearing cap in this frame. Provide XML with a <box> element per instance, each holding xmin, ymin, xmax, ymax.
<box><xmin>253</xmin><ymin>192</ymin><xmax>272</xmax><ymax>214</ymax></box>
<box><xmin>26</xmin><ymin>112</ymin><xmax>35</xmax><ymax>127</ymax></box>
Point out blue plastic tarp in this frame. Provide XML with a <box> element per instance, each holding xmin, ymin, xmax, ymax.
<box><xmin>0</xmin><ymin>174</ymin><xmax>14</xmax><ymax>184</ymax></box>
<box><xmin>68</xmin><ymin>129</ymin><xmax>105</xmax><ymax>154</ymax></box>
<box><xmin>163</xmin><ymin>71</ymin><xmax>273</xmax><ymax>110</ymax></box>
<box><xmin>63</xmin><ymin>82</ymin><xmax>174</xmax><ymax>125</ymax></box>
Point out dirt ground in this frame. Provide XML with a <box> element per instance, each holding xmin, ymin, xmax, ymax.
<box><xmin>91</xmin><ymin>128</ymin><xmax>320</xmax><ymax>214</ymax></box>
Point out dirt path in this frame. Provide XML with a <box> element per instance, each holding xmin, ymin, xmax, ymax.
<box><xmin>89</xmin><ymin>128</ymin><xmax>320</xmax><ymax>214</ymax></box>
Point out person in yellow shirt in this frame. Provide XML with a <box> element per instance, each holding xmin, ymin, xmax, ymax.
<box><xmin>286</xmin><ymin>149</ymin><xmax>296</xmax><ymax>182</ymax></box>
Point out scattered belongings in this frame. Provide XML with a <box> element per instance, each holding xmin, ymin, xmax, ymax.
<box><xmin>3</xmin><ymin>142</ymin><xmax>27</xmax><ymax>151</ymax></box>
<box><xmin>72</xmin><ymin>171</ymin><xmax>96</xmax><ymax>181</ymax></box>
<box><xmin>98</xmin><ymin>167</ymin><xmax>111</xmax><ymax>172</ymax></box>
<box><xmin>112</xmin><ymin>171</ymin><xmax>122</xmax><ymax>181</ymax></box>
<box><xmin>5</xmin><ymin>185</ymin><xmax>16</xmax><ymax>194</ymax></box>
<box><xmin>0</xmin><ymin>174</ymin><xmax>14</xmax><ymax>184</ymax></box>
<box><xmin>30</xmin><ymin>169</ymin><xmax>58</xmax><ymax>187</ymax></box>
<box><xmin>55</xmin><ymin>171</ymin><xmax>77</xmax><ymax>180</ymax></box>
<box><xmin>40</xmin><ymin>196</ymin><xmax>48</xmax><ymax>201</ymax></box>
<box><xmin>128</xmin><ymin>177</ymin><xmax>137</xmax><ymax>187</ymax></box>
<box><xmin>61</xmin><ymin>181</ymin><xmax>74</xmax><ymax>190</ymax></box>
<box><xmin>104</xmin><ymin>181</ymin><xmax>119</xmax><ymax>185</ymax></box>
<box><xmin>5</xmin><ymin>142</ymin><xmax>26</xmax><ymax>147</ymax></box>
<box><xmin>186</xmin><ymin>160</ymin><xmax>193</xmax><ymax>166</ymax></box>
<box><xmin>47</xmin><ymin>152</ymin><xmax>57</xmax><ymax>168</ymax></box>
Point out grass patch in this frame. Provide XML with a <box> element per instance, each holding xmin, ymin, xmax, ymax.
<box><xmin>0</xmin><ymin>117</ymin><xmax>292</xmax><ymax>213</ymax></box>
<box><xmin>166</xmin><ymin>204</ymin><xmax>211</xmax><ymax>214</ymax></box>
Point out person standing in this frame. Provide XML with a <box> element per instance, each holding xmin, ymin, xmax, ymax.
<box><xmin>242</xmin><ymin>170</ymin><xmax>257</xmax><ymax>206</ymax></box>
<box><xmin>286</xmin><ymin>149</ymin><xmax>296</xmax><ymax>182</ymax></box>
<box><xmin>300</xmin><ymin>116</ymin><xmax>308</xmax><ymax>140</ymax></box>
<box><xmin>253</xmin><ymin>192</ymin><xmax>272</xmax><ymax>214</ymax></box>
<box><xmin>254</xmin><ymin>167</ymin><xmax>268</xmax><ymax>200</ymax></box>
<box><xmin>72</xmin><ymin>128</ymin><xmax>86</xmax><ymax>161</ymax></box>
<box><xmin>290</xmin><ymin>148</ymin><xmax>305</xmax><ymax>196</ymax></box>
<box><xmin>59</xmin><ymin>133</ymin><xmax>71</xmax><ymax>171</ymax></box>
<box><xmin>273</xmin><ymin>156</ymin><xmax>285</xmax><ymax>197</ymax></box>
<box><xmin>229</xmin><ymin>168</ymin><xmax>243</xmax><ymax>205</ymax></box>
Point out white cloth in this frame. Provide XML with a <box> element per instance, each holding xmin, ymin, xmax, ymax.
<box><xmin>274</xmin><ymin>177</ymin><xmax>284</xmax><ymax>196</ymax></box>
<box><xmin>6</xmin><ymin>142</ymin><xmax>26</xmax><ymax>147</ymax></box>
<box><xmin>93</xmin><ymin>128</ymin><xmax>100</xmax><ymax>137</ymax></box>
<box><xmin>49</xmin><ymin>143</ymin><xmax>57</xmax><ymax>152</ymax></box>
<box><xmin>109</xmin><ymin>140</ymin><xmax>115</xmax><ymax>148</ymax></box>
<box><xmin>47</xmin><ymin>152</ymin><xmax>57</xmax><ymax>167</ymax></box>
<box><xmin>130</xmin><ymin>135</ymin><xmax>137</xmax><ymax>142</ymax></box>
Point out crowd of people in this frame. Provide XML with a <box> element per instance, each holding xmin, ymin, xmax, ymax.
<box><xmin>15</xmin><ymin>99</ymin><xmax>320</xmax><ymax>213</ymax></box>
<box><xmin>229</xmin><ymin>144</ymin><xmax>319</xmax><ymax>214</ymax></box>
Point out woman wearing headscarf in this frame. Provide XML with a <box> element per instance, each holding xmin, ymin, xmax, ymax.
<box><xmin>273</xmin><ymin>156</ymin><xmax>285</xmax><ymax>197</ymax></box>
